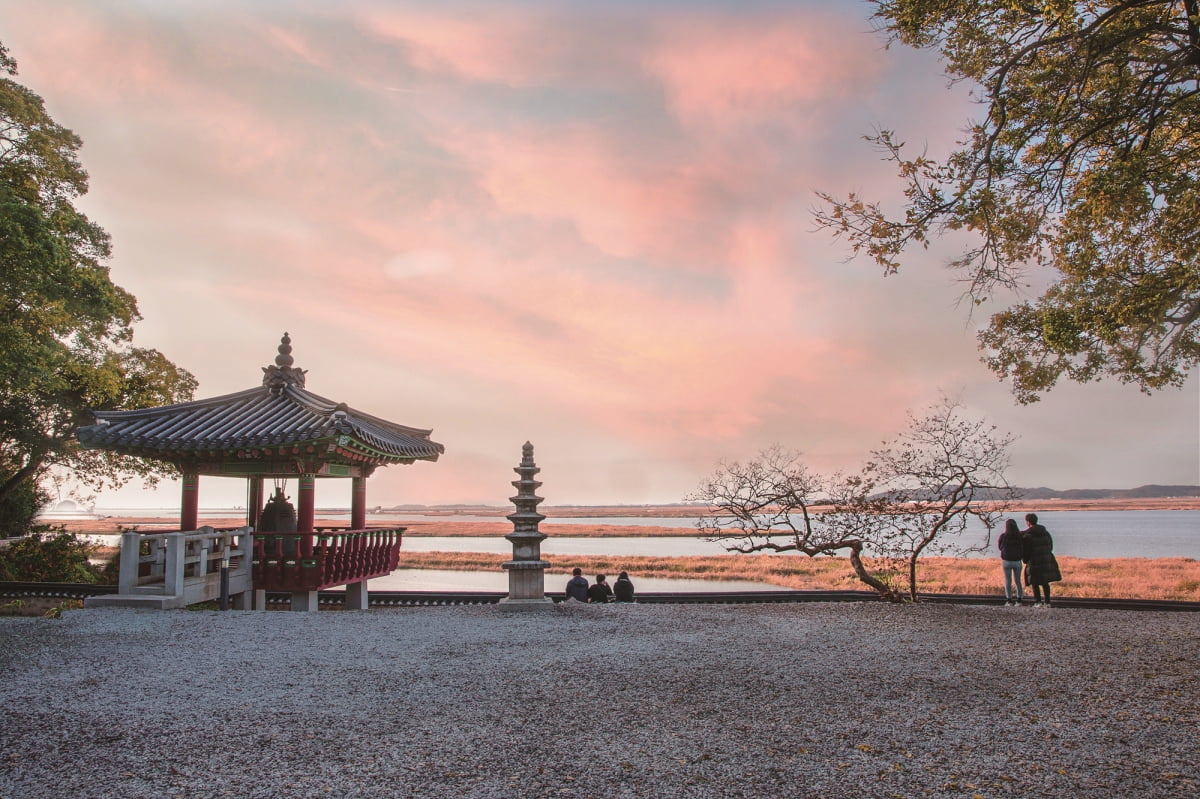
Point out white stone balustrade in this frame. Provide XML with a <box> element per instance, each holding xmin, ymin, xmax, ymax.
<box><xmin>87</xmin><ymin>526</ymin><xmax>254</xmax><ymax>610</ymax></box>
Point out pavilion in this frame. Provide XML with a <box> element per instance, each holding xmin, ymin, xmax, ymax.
<box><xmin>76</xmin><ymin>333</ymin><xmax>444</xmax><ymax>610</ymax></box>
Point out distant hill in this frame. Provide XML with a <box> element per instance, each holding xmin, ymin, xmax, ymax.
<box><xmin>380</xmin><ymin>485</ymin><xmax>1200</xmax><ymax>513</ymax></box>
<box><xmin>890</xmin><ymin>484</ymin><xmax>1200</xmax><ymax>503</ymax></box>
<box><xmin>1015</xmin><ymin>485</ymin><xmax>1200</xmax><ymax>500</ymax></box>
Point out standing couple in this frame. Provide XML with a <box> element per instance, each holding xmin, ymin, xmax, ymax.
<box><xmin>998</xmin><ymin>513</ymin><xmax>1062</xmax><ymax>607</ymax></box>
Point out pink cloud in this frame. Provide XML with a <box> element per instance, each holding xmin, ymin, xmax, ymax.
<box><xmin>10</xmin><ymin>2</ymin><xmax>1185</xmax><ymax>507</ymax></box>
<box><xmin>432</xmin><ymin>123</ymin><xmax>737</xmax><ymax>267</ymax></box>
<box><xmin>360</xmin><ymin>8</ymin><xmax>569</xmax><ymax>86</ymax></box>
<box><xmin>644</xmin><ymin>12</ymin><xmax>886</xmax><ymax>133</ymax></box>
<box><xmin>305</xmin><ymin>216</ymin><xmax>847</xmax><ymax>450</ymax></box>
<box><xmin>10</xmin><ymin>5</ymin><xmax>886</xmax><ymax>456</ymax></box>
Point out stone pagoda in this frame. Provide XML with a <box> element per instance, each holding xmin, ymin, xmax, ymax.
<box><xmin>500</xmin><ymin>442</ymin><xmax>552</xmax><ymax>605</ymax></box>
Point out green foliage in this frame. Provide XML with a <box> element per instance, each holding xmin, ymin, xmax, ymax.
<box><xmin>0</xmin><ymin>525</ymin><xmax>113</xmax><ymax>583</ymax></box>
<box><xmin>0</xmin><ymin>462</ymin><xmax>48</xmax><ymax>537</ymax></box>
<box><xmin>815</xmin><ymin>1</ymin><xmax>1200</xmax><ymax>402</ymax></box>
<box><xmin>43</xmin><ymin>599</ymin><xmax>83</xmax><ymax>618</ymax></box>
<box><xmin>0</xmin><ymin>40</ymin><xmax>197</xmax><ymax>507</ymax></box>
<box><xmin>95</xmin><ymin>546</ymin><xmax>121</xmax><ymax>585</ymax></box>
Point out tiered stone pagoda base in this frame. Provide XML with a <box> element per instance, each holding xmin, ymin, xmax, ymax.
<box><xmin>499</xmin><ymin>559</ymin><xmax>554</xmax><ymax>609</ymax></box>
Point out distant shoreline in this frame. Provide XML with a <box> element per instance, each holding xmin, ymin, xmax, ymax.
<box><xmin>47</xmin><ymin>496</ymin><xmax>1200</xmax><ymax>538</ymax></box>
<box><xmin>390</xmin><ymin>496</ymin><xmax>1200</xmax><ymax>516</ymax></box>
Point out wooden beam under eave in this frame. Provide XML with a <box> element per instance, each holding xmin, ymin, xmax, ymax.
<box><xmin>195</xmin><ymin>460</ymin><xmax>373</xmax><ymax>479</ymax></box>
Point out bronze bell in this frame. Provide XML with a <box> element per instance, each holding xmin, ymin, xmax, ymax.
<box><xmin>258</xmin><ymin>487</ymin><xmax>297</xmax><ymax>533</ymax></box>
<box><xmin>258</xmin><ymin>486</ymin><xmax>298</xmax><ymax>559</ymax></box>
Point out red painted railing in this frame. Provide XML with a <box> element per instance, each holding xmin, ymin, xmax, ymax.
<box><xmin>252</xmin><ymin>527</ymin><xmax>404</xmax><ymax>592</ymax></box>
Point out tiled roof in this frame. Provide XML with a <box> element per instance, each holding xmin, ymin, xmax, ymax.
<box><xmin>77</xmin><ymin>383</ymin><xmax>443</xmax><ymax>464</ymax></box>
<box><xmin>77</xmin><ymin>334</ymin><xmax>443</xmax><ymax>467</ymax></box>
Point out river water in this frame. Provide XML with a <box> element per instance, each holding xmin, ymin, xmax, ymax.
<box><xmin>379</xmin><ymin>509</ymin><xmax>1199</xmax><ymax>591</ymax></box>
<box><xmin>367</xmin><ymin>569</ymin><xmax>784</xmax><ymax>593</ymax></box>
<box><xmin>81</xmin><ymin>507</ymin><xmax>1197</xmax><ymax>592</ymax></box>
<box><xmin>82</xmin><ymin>507</ymin><xmax>1198</xmax><ymax>558</ymax></box>
<box><xmin>387</xmin><ymin>509</ymin><xmax>1197</xmax><ymax>560</ymax></box>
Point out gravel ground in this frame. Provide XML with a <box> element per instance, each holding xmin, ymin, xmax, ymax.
<box><xmin>0</xmin><ymin>602</ymin><xmax>1196</xmax><ymax>799</ymax></box>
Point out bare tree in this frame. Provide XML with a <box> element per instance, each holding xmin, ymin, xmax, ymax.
<box><xmin>861</xmin><ymin>398</ymin><xmax>1020</xmax><ymax>600</ymax></box>
<box><xmin>690</xmin><ymin>446</ymin><xmax>903</xmax><ymax>602</ymax></box>
<box><xmin>689</xmin><ymin>400</ymin><xmax>1018</xmax><ymax>603</ymax></box>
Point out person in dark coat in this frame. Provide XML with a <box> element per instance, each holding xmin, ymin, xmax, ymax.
<box><xmin>587</xmin><ymin>574</ymin><xmax>614</xmax><ymax>603</ymax></box>
<box><xmin>997</xmin><ymin>518</ymin><xmax>1026</xmax><ymax>606</ymax></box>
<box><xmin>613</xmin><ymin>571</ymin><xmax>635</xmax><ymax>603</ymax></box>
<box><xmin>1022</xmin><ymin>513</ymin><xmax>1062</xmax><ymax>607</ymax></box>
<box><xmin>565</xmin><ymin>567</ymin><xmax>589</xmax><ymax>602</ymax></box>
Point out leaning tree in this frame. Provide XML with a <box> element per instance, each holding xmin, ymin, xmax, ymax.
<box><xmin>816</xmin><ymin>1</ymin><xmax>1200</xmax><ymax>403</ymax></box>
<box><xmin>690</xmin><ymin>399</ymin><xmax>1019</xmax><ymax>602</ymax></box>
<box><xmin>691</xmin><ymin>445</ymin><xmax>903</xmax><ymax>601</ymax></box>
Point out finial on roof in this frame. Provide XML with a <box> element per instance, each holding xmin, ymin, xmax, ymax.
<box><xmin>262</xmin><ymin>332</ymin><xmax>307</xmax><ymax>392</ymax></box>
<box><xmin>276</xmin><ymin>332</ymin><xmax>294</xmax><ymax>367</ymax></box>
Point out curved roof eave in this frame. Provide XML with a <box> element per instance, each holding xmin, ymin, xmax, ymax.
<box><xmin>75</xmin><ymin>334</ymin><xmax>445</xmax><ymax>465</ymax></box>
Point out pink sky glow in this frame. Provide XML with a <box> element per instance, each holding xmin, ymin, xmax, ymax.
<box><xmin>2</xmin><ymin>0</ymin><xmax>1196</xmax><ymax>509</ymax></box>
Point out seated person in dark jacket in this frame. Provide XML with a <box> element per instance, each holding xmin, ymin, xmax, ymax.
<box><xmin>587</xmin><ymin>574</ymin><xmax>614</xmax><ymax>603</ymax></box>
<box><xmin>565</xmin><ymin>567</ymin><xmax>589</xmax><ymax>602</ymax></box>
<box><xmin>613</xmin><ymin>571</ymin><xmax>635</xmax><ymax>602</ymax></box>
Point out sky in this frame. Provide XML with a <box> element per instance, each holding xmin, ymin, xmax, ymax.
<box><xmin>3</xmin><ymin>0</ymin><xmax>1198</xmax><ymax>510</ymax></box>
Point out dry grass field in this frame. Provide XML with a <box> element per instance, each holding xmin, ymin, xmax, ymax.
<box><xmin>55</xmin><ymin>495</ymin><xmax>1200</xmax><ymax>538</ymax></box>
<box><xmin>401</xmin><ymin>551</ymin><xmax>1200</xmax><ymax>601</ymax></box>
<box><xmin>51</xmin><ymin>500</ymin><xmax>1198</xmax><ymax>601</ymax></box>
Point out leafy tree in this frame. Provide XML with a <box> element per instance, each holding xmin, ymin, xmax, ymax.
<box><xmin>0</xmin><ymin>525</ymin><xmax>113</xmax><ymax>583</ymax></box>
<box><xmin>690</xmin><ymin>400</ymin><xmax>1018</xmax><ymax>601</ymax></box>
<box><xmin>0</xmin><ymin>41</ymin><xmax>196</xmax><ymax>527</ymax></box>
<box><xmin>815</xmin><ymin>1</ymin><xmax>1200</xmax><ymax>403</ymax></box>
<box><xmin>0</xmin><ymin>461</ymin><xmax>48</xmax><ymax>538</ymax></box>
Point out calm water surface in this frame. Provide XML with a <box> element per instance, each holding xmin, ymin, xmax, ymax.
<box><xmin>383</xmin><ymin>510</ymin><xmax>1197</xmax><ymax>591</ymax></box>
<box><xmin>367</xmin><ymin>569</ymin><xmax>785</xmax><ymax>593</ymax></box>
<box><xmin>82</xmin><ymin>508</ymin><xmax>1196</xmax><ymax>591</ymax></box>
<box><xmin>87</xmin><ymin>508</ymin><xmax>1197</xmax><ymax>559</ymax></box>
<box><xmin>397</xmin><ymin>510</ymin><xmax>1198</xmax><ymax>560</ymax></box>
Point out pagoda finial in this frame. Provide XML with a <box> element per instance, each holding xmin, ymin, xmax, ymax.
<box><xmin>276</xmin><ymin>332</ymin><xmax>294</xmax><ymax>367</ymax></box>
<box><xmin>262</xmin><ymin>332</ymin><xmax>307</xmax><ymax>392</ymax></box>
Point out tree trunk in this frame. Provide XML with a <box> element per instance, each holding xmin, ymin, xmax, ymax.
<box><xmin>0</xmin><ymin>454</ymin><xmax>44</xmax><ymax>505</ymax></box>
<box><xmin>847</xmin><ymin>543</ymin><xmax>903</xmax><ymax>602</ymax></box>
<box><xmin>907</xmin><ymin>523</ymin><xmax>944</xmax><ymax>601</ymax></box>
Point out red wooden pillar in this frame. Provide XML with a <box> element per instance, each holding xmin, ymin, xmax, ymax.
<box><xmin>298</xmin><ymin>473</ymin><xmax>316</xmax><ymax>557</ymax></box>
<box><xmin>246</xmin><ymin>477</ymin><xmax>263</xmax><ymax>530</ymax></box>
<box><xmin>181</xmin><ymin>472</ymin><xmax>199</xmax><ymax>531</ymax></box>
<box><xmin>351</xmin><ymin>476</ymin><xmax>367</xmax><ymax>530</ymax></box>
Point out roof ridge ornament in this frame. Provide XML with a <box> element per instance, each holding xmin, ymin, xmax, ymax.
<box><xmin>262</xmin><ymin>332</ymin><xmax>308</xmax><ymax>392</ymax></box>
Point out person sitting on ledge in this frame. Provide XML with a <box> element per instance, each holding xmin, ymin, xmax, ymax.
<box><xmin>613</xmin><ymin>571</ymin><xmax>635</xmax><ymax>603</ymax></box>
<box><xmin>587</xmin><ymin>574</ymin><xmax>614</xmax><ymax>603</ymax></box>
<box><xmin>565</xmin><ymin>567</ymin><xmax>589</xmax><ymax>602</ymax></box>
